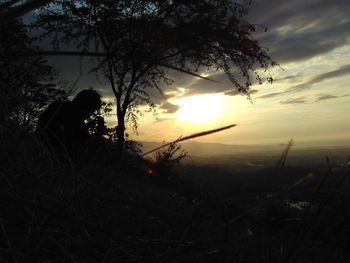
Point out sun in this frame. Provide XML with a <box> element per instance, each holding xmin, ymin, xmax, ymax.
<box><xmin>172</xmin><ymin>94</ymin><xmax>225</xmax><ymax>123</ymax></box>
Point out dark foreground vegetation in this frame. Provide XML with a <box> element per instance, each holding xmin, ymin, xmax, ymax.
<box><xmin>1</xmin><ymin>1</ymin><xmax>349</xmax><ymax>262</ymax></box>
<box><xmin>1</xmin><ymin>124</ymin><xmax>350</xmax><ymax>263</ymax></box>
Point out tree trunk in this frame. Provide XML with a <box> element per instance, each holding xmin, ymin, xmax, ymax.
<box><xmin>116</xmin><ymin>112</ymin><xmax>125</xmax><ymax>158</ymax></box>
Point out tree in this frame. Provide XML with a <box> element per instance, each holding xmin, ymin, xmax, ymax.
<box><xmin>0</xmin><ymin>18</ymin><xmax>64</xmax><ymax>131</ymax></box>
<box><xmin>0</xmin><ymin>0</ymin><xmax>53</xmax><ymax>21</ymax></box>
<box><xmin>86</xmin><ymin>100</ymin><xmax>112</xmax><ymax>137</ymax></box>
<box><xmin>35</xmin><ymin>0</ymin><xmax>275</xmax><ymax>156</ymax></box>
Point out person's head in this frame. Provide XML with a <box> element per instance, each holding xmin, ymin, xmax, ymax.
<box><xmin>72</xmin><ymin>89</ymin><xmax>102</xmax><ymax>119</ymax></box>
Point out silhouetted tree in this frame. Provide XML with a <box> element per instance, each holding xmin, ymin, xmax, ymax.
<box><xmin>0</xmin><ymin>18</ymin><xmax>64</xmax><ymax>131</ymax></box>
<box><xmin>35</xmin><ymin>0</ymin><xmax>275</xmax><ymax>156</ymax></box>
<box><xmin>0</xmin><ymin>0</ymin><xmax>52</xmax><ymax>21</ymax></box>
<box><xmin>86</xmin><ymin>100</ymin><xmax>112</xmax><ymax>137</ymax></box>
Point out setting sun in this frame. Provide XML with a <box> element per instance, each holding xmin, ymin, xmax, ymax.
<box><xmin>172</xmin><ymin>94</ymin><xmax>225</xmax><ymax>123</ymax></box>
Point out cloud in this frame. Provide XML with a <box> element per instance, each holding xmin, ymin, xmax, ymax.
<box><xmin>224</xmin><ymin>89</ymin><xmax>258</xmax><ymax>96</ymax></box>
<box><xmin>248</xmin><ymin>0</ymin><xmax>350</xmax><ymax>63</ymax></box>
<box><xmin>223</xmin><ymin>90</ymin><xmax>240</xmax><ymax>96</ymax></box>
<box><xmin>37</xmin><ymin>0</ymin><xmax>350</xmax><ymax>106</ymax></box>
<box><xmin>288</xmin><ymin>64</ymin><xmax>350</xmax><ymax>92</ymax></box>
<box><xmin>257</xmin><ymin>92</ymin><xmax>286</xmax><ymax>99</ymax></box>
<box><xmin>315</xmin><ymin>94</ymin><xmax>337</xmax><ymax>102</ymax></box>
<box><xmin>182</xmin><ymin>70</ymin><xmax>264</xmax><ymax>97</ymax></box>
<box><xmin>280</xmin><ymin>97</ymin><xmax>307</xmax><ymax>105</ymax></box>
<box><xmin>156</xmin><ymin>0</ymin><xmax>350</xmax><ymax>98</ymax></box>
<box><xmin>159</xmin><ymin>101</ymin><xmax>180</xmax><ymax>114</ymax></box>
<box><xmin>277</xmin><ymin>74</ymin><xmax>303</xmax><ymax>83</ymax></box>
<box><xmin>140</xmin><ymin>69</ymin><xmax>212</xmax><ymax>103</ymax></box>
<box><xmin>314</xmin><ymin>94</ymin><xmax>349</xmax><ymax>102</ymax></box>
<box><xmin>154</xmin><ymin>117</ymin><xmax>175</xmax><ymax>123</ymax></box>
<box><xmin>183</xmin><ymin>72</ymin><xmax>236</xmax><ymax>96</ymax></box>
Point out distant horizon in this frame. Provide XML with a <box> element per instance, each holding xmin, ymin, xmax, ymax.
<box><xmin>139</xmin><ymin>138</ymin><xmax>350</xmax><ymax>149</ymax></box>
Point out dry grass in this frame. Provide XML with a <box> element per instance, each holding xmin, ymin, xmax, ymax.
<box><xmin>142</xmin><ymin>124</ymin><xmax>237</xmax><ymax>157</ymax></box>
<box><xmin>1</xmin><ymin>121</ymin><xmax>350</xmax><ymax>262</ymax></box>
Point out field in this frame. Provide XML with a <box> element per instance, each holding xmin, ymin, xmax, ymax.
<box><xmin>2</xmin><ymin>135</ymin><xmax>350</xmax><ymax>262</ymax></box>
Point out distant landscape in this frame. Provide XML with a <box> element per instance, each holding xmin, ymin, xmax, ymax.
<box><xmin>143</xmin><ymin>141</ymin><xmax>350</xmax><ymax>201</ymax></box>
<box><xmin>142</xmin><ymin>140</ymin><xmax>350</xmax><ymax>167</ymax></box>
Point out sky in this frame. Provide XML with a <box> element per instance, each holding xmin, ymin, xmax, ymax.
<box><xmin>51</xmin><ymin>0</ymin><xmax>350</xmax><ymax>147</ymax></box>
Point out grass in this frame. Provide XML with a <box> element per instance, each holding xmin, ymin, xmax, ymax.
<box><xmin>1</xmin><ymin>123</ymin><xmax>350</xmax><ymax>262</ymax></box>
<box><xmin>142</xmin><ymin>124</ymin><xmax>237</xmax><ymax>157</ymax></box>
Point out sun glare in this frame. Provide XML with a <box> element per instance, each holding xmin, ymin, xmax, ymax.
<box><xmin>172</xmin><ymin>94</ymin><xmax>225</xmax><ymax>123</ymax></box>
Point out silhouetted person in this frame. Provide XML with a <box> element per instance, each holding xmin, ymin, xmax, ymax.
<box><xmin>36</xmin><ymin>89</ymin><xmax>102</xmax><ymax>159</ymax></box>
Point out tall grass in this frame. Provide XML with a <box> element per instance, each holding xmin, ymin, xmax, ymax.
<box><xmin>1</xmin><ymin>118</ymin><xmax>350</xmax><ymax>262</ymax></box>
<box><xmin>142</xmin><ymin>124</ymin><xmax>237</xmax><ymax>157</ymax></box>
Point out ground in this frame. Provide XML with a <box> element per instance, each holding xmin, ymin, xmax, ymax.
<box><xmin>1</xmin><ymin>134</ymin><xmax>350</xmax><ymax>262</ymax></box>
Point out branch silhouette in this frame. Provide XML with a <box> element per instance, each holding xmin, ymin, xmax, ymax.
<box><xmin>0</xmin><ymin>0</ymin><xmax>52</xmax><ymax>21</ymax></box>
<box><xmin>142</xmin><ymin>124</ymin><xmax>237</xmax><ymax>157</ymax></box>
<box><xmin>24</xmin><ymin>51</ymin><xmax>216</xmax><ymax>82</ymax></box>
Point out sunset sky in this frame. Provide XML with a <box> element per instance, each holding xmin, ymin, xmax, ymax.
<box><xmin>53</xmin><ymin>0</ymin><xmax>350</xmax><ymax>147</ymax></box>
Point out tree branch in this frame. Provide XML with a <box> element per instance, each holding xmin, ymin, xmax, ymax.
<box><xmin>0</xmin><ymin>0</ymin><xmax>53</xmax><ymax>21</ymax></box>
<box><xmin>24</xmin><ymin>51</ymin><xmax>216</xmax><ymax>82</ymax></box>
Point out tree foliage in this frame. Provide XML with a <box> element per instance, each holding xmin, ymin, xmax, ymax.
<box><xmin>86</xmin><ymin>100</ymin><xmax>112</xmax><ymax>136</ymax></box>
<box><xmin>154</xmin><ymin>141</ymin><xmax>187</xmax><ymax>171</ymax></box>
<box><xmin>35</xmin><ymin>0</ymin><xmax>275</xmax><ymax>155</ymax></box>
<box><xmin>0</xmin><ymin>0</ymin><xmax>53</xmax><ymax>21</ymax></box>
<box><xmin>0</xmin><ymin>18</ymin><xmax>64</xmax><ymax>131</ymax></box>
